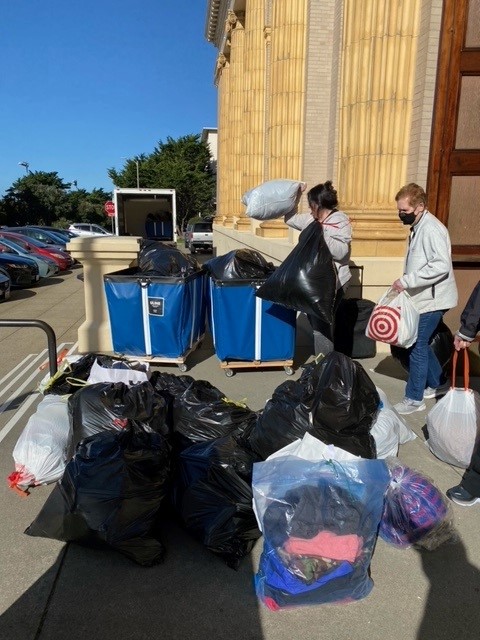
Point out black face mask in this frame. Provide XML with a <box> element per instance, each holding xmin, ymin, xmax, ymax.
<box><xmin>399</xmin><ymin>212</ymin><xmax>416</xmax><ymax>225</ymax></box>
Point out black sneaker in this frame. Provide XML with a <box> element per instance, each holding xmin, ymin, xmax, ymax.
<box><xmin>446</xmin><ymin>484</ymin><xmax>480</xmax><ymax>506</ymax></box>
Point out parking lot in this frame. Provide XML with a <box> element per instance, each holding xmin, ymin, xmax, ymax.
<box><xmin>0</xmin><ymin>264</ymin><xmax>479</xmax><ymax>640</ymax></box>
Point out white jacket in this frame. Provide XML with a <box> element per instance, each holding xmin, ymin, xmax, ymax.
<box><xmin>399</xmin><ymin>211</ymin><xmax>458</xmax><ymax>313</ymax></box>
<box><xmin>285</xmin><ymin>210</ymin><xmax>352</xmax><ymax>289</ymax></box>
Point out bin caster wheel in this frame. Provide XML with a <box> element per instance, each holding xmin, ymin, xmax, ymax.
<box><xmin>284</xmin><ymin>366</ymin><xmax>294</xmax><ymax>376</ymax></box>
<box><xmin>224</xmin><ymin>368</ymin><xmax>234</xmax><ymax>378</ymax></box>
<box><xmin>178</xmin><ymin>363</ymin><xmax>188</xmax><ymax>373</ymax></box>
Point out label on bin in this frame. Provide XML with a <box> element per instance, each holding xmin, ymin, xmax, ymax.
<box><xmin>148</xmin><ymin>297</ymin><xmax>164</xmax><ymax>316</ymax></box>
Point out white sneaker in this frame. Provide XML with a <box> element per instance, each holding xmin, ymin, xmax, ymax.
<box><xmin>423</xmin><ymin>381</ymin><xmax>451</xmax><ymax>399</ymax></box>
<box><xmin>393</xmin><ymin>398</ymin><xmax>426</xmax><ymax>415</ymax></box>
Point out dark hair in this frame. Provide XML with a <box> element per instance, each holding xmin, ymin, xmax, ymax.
<box><xmin>307</xmin><ymin>181</ymin><xmax>338</xmax><ymax>210</ymax></box>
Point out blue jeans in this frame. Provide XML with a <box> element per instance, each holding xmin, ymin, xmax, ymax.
<box><xmin>405</xmin><ymin>310</ymin><xmax>444</xmax><ymax>402</ymax></box>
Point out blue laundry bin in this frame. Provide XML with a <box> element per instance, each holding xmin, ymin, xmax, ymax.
<box><xmin>209</xmin><ymin>278</ymin><xmax>296</xmax><ymax>363</ymax></box>
<box><xmin>104</xmin><ymin>268</ymin><xmax>206</xmax><ymax>358</ymax></box>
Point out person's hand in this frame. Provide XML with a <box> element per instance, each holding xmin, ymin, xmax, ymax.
<box><xmin>391</xmin><ymin>279</ymin><xmax>405</xmax><ymax>293</ymax></box>
<box><xmin>454</xmin><ymin>334</ymin><xmax>472</xmax><ymax>351</ymax></box>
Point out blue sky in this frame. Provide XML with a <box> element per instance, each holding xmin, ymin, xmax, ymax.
<box><xmin>0</xmin><ymin>1</ymin><xmax>218</xmax><ymax>196</ymax></box>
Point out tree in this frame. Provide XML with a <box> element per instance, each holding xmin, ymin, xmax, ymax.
<box><xmin>3</xmin><ymin>171</ymin><xmax>72</xmax><ymax>226</ymax></box>
<box><xmin>108</xmin><ymin>134</ymin><xmax>216</xmax><ymax>230</ymax></box>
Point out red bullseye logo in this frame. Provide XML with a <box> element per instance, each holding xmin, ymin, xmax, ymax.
<box><xmin>367</xmin><ymin>305</ymin><xmax>401</xmax><ymax>343</ymax></box>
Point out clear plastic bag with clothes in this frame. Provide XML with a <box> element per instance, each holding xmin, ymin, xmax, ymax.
<box><xmin>8</xmin><ymin>395</ymin><xmax>73</xmax><ymax>493</ymax></box>
<box><xmin>242</xmin><ymin>179</ymin><xmax>305</xmax><ymax>220</ymax></box>
<box><xmin>379</xmin><ymin>460</ymin><xmax>456</xmax><ymax>551</ymax></box>
<box><xmin>252</xmin><ymin>444</ymin><xmax>390</xmax><ymax>609</ymax></box>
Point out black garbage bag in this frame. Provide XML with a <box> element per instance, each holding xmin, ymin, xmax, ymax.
<box><xmin>172</xmin><ymin>380</ymin><xmax>257</xmax><ymax>452</ymax></box>
<box><xmin>305</xmin><ymin>352</ymin><xmax>379</xmax><ymax>458</ymax></box>
<box><xmin>138</xmin><ymin>241</ymin><xmax>200</xmax><ymax>276</ymax></box>
<box><xmin>390</xmin><ymin>321</ymin><xmax>454</xmax><ymax>374</ymax></box>
<box><xmin>68</xmin><ymin>381</ymin><xmax>169</xmax><ymax>446</ymax></box>
<box><xmin>25</xmin><ymin>426</ymin><xmax>171</xmax><ymax>566</ymax></box>
<box><xmin>256</xmin><ymin>222</ymin><xmax>337</xmax><ymax>324</ymax></box>
<box><xmin>203</xmin><ymin>249</ymin><xmax>275</xmax><ymax>281</ymax></box>
<box><xmin>43</xmin><ymin>353</ymin><xmax>97</xmax><ymax>395</ymax></box>
<box><xmin>150</xmin><ymin>371</ymin><xmax>195</xmax><ymax>398</ymax></box>
<box><xmin>172</xmin><ymin>434</ymin><xmax>262</xmax><ymax>568</ymax></box>
<box><xmin>247</xmin><ymin>380</ymin><xmax>312</xmax><ymax>460</ymax></box>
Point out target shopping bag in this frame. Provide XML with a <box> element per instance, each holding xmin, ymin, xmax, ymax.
<box><xmin>366</xmin><ymin>288</ymin><xmax>419</xmax><ymax>348</ymax></box>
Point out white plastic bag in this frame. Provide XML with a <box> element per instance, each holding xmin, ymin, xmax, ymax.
<box><xmin>8</xmin><ymin>395</ymin><xmax>73</xmax><ymax>493</ymax></box>
<box><xmin>241</xmin><ymin>179</ymin><xmax>305</xmax><ymax>220</ymax></box>
<box><xmin>426</xmin><ymin>350</ymin><xmax>480</xmax><ymax>468</ymax></box>
<box><xmin>87</xmin><ymin>358</ymin><xmax>150</xmax><ymax>385</ymax></box>
<box><xmin>371</xmin><ymin>387</ymin><xmax>416</xmax><ymax>458</ymax></box>
<box><xmin>366</xmin><ymin>287</ymin><xmax>419</xmax><ymax>348</ymax></box>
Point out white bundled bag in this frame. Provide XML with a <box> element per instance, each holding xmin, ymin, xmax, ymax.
<box><xmin>366</xmin><ymin>287</ymin><xmax>419</xmax><ymax>348</ymax></box>
<box><xmin>87</xmin><ymin>358</ymin><xmax>150</xmax><ymax>385</ymax></box>
<box><xmin>241</xmin><ymin>179</ymin><xmax>305</xmax><ymax>220</ymax></box>
<box><xmin>8</xmin><ymin>395</ymin><xmax>73</xmax><ymax>493</ymax></box>
<box><xmin>426</xmin><ymin>349</ymin><xmax>480</xmax><ymax>468</ymax></box>
<box><xmin>371</xmin><ymin>387</ymin><xmax>416</xmax><ymax>458</ymax></box>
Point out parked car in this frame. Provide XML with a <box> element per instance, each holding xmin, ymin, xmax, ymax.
<box><xmin>0</xmin><ymin>238</ymin><xmax>58</xmax><ymax>278</ymax></box>
<box><xmin>0</xmin><ymin>253</ymin><xmax>40</xmax><ymax>287</ymax></box>
<box><xmin>6</xmin><ymin>227</ymin><xmax>67</xmax><ymax>249</ymax></box>
<box><xmin>0</xmin><ymin>232</ymin><xmax>73</xmax><ymax>271</ymax></box>
<box><xmin>0</xmin><ymin>267</ymin><xmax>11</xmax><ymax>301</ymax></box>
<box><xmin>29</xmin><ymin>226</ymin><xmax>79</xmax><ymax>240</ymax></box>
<box><xmin>68</xmin><ymin>223</ymin><xmax>113</xmax><ymax>237</ymax></box>
<box><xmin>184</xmin><ymin>221</ymin><xmax>213</xmax><ymax>254</ymax></box>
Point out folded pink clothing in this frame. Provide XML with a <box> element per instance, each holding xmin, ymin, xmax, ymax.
<box><xmin>284</xmin><ymin>530</ymin><xmax>363</xmax><ymax>562</ymax></box>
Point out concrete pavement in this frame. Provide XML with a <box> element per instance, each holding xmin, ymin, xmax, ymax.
<box><xmin>0</xmin><ymin>265</ymin><xmax>479</xmax><ymax>640</ymax></box>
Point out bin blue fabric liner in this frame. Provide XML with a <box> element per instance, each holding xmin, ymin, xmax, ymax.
<box><xmin>145</xmin><ymin>221</ymin><xmax>173</xmax><ymax>240</ymax></box>
<box><xmin>209</xmin><ymin>279</ymin><xmax>296</xmax><ymax>362</ymax></box>
<box><xmin>104</xmin><ymin>268</ymin><xmax>206</xmax><ymax>357</ymax></box>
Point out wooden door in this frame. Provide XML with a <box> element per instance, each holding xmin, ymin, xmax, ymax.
<box><xmin>428</xmin><ymin>0</ymin><xmax>480</xmax><ymax>258</ymax></box>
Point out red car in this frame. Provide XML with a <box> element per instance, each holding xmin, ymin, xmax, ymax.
<box><xmin>0</xmin><ymin>231</ymin><xmax>73</xmax><ymax>271</ymax></box>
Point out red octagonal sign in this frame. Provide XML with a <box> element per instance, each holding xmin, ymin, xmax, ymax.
<box><xmin>104</xmin><ymin>201</ymin><xmax>115</xmax><ymax>217</ymax></box>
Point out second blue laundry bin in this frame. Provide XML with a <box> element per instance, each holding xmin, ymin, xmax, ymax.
<box><xmin>209</xmin><ymin>278</ymin><xmax>296</xmax><ymax>376</ymax></box>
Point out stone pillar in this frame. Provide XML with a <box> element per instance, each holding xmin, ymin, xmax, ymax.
<box><xmin>67</xmin><ymin>236</ymin><xmax>141</xmax><ymax>353</ymax></box>
<box><xmin>214</xmin><ymin>53</ymin><xmax>229</xmax><ymax>225</ymax></box>
<box><xmin>222</xmin><ymin>10</ymin><xmax>245</xmax><ymax>229</ymax></box>
<box><xmin>258</xmin><ymin>0</ymin><xmax>308</xmax><ymax>239</ymax></box>
<box><xmin>338</xmin><ymin>0</ymin><xmax>421</xmax><ymax>256</ymax></box>
<box><xmin>236</xmin><ymin>0</ymin><xmax>266</xmax><ymax>233</ymax></box>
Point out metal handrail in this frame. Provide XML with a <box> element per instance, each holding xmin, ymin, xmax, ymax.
<box><xmin>0</xmin><ymin>320</ymin><xmax>58</xmax><ymax>377</ymax></box>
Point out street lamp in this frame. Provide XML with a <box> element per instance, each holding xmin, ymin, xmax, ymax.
<box><xmin>121</xmin><ymin>157</ymin><xmax>140</xmax><ymax>188</ymax></box>
<box><xmin>18</xmin><ymin>161</ymin><xmax>31</xmax><ymax>174</ymax></box>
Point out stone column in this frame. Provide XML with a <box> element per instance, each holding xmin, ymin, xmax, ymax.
<box><xmin>214</xmin><ymin>53</ymin><xmax>229</xmax><ymax>224</ymax></box>
<box><xmin>338</xmin><ymin>0</ymin><xmax>421</xmax><ymax>256</ymax></box>
<box><xmin>67</xmin><ymin>236</ymin><xmax>141</xmax><ymax>353</ymax></box>
<box><xmin>257</xmin><ymin>0</ymin><xmax>308</xmax><ymax>239</ymax></box>
<box><xmin>222</xmin><ymin>10</ymin><xmax>245</xmax><ymax>229</ymax></box>
<box><xmin>236</xmin><ymin>0</ymin><xmax>266</xmax><ymax>233</ymax></box>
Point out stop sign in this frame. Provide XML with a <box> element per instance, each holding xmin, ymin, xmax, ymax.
<box><xmin>104</xmin><ymin>201</ymin><xmax>115</xmax><ymax>217</ymax></box>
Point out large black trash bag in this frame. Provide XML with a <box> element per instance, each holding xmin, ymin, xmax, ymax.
<box><xmin>68</xmin><ymin>381</ymin><xmax>169</xmax><ymax>446</ymax></box>
<box><xmin>172</xmin><ymin>380</ymin><xmax>257</xmax><ymax>452</ymax></box>
<box><xmin>172</xmin><ymin>433</ymin><xmax>262</xmax><ymax>569</ymax></box>
<box><xmin>203</xmin><ymin>249</ymin><xmax>275</xmax><ymax>281</ymax></box>
<box><xmin>25</xmin><ymin>426</ymin><xmax>171</xmax><ymax>566</ymax></box>
<box><xmin>247</xmin><ymin>380</ymin><xmax>312</xmax><ymax>460</ymax></box>
<box><xmin>43</xmin><ymin>353</ymin><xmax>97</xmax><ymax>395</ymax></box>
<box><xmin>390</xmin><ymin>321</ymin><xmax>454</xmax><ymax>374</ymax></box>
<box><xmin>256</xmin><ymin>222</ymin><xmax>337</xmax><ymax>324</ymax></box>
<box><xmin>138</xmin><ymin>240</ymin><xmax>200</xmax><ymax>276</ymax></box>
<box><xmin>150</xmin><ymin>371</ymin><xmax>196</xmax><ymax>432</ymax></box>
<box><xmin>306</xmin><ymin>352</ymin><xmax>379</xmax><ymax>458</ymax></box>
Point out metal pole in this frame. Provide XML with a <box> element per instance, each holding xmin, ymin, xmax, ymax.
<box><xmin>0</xmin><ymin>319</ymin><xmax>58</xmax><ymax>377</ymax></box>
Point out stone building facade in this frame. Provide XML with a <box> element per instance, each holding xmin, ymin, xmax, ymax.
<box><xmin>205</xmin><ymin>0</ymin><xmax>480</xmax><ymax>337</ymax></box>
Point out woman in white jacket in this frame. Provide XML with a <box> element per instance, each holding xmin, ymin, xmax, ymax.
<box><xmin>285</xmin><ymin>181</ymin><xmax>352</xmax><ymax>356</ymax></box>
<box><xmin>391</xmin><ymin>183</ymin><xmax>458</xmax><ymax>415</ymax></box>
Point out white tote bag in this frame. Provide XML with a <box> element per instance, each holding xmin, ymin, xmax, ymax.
<box><xmin>426</xmin><ymin>349</ymin><xmax>480</xmax><ymax>468</ymax></box>
<box><xmin>366</xmin><ymin>287</ymin><xmax>419</xmax><ymax>348</ymax></box>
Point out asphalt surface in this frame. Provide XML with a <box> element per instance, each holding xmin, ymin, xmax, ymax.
<box><xmin>0</xmin><ymin>262</ymin><xmax>479</xmax><ymax>640</ymax></box>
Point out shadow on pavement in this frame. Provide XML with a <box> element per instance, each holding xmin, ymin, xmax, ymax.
<box><xmin>416</xmin><ymin>538</ymin><xmax>480</xmax><ymax>640</ymax></box>
<box><xmin>0</xmin><ymin>520</ymin><xmax>264</xmax><ymax>640</ymax></box>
